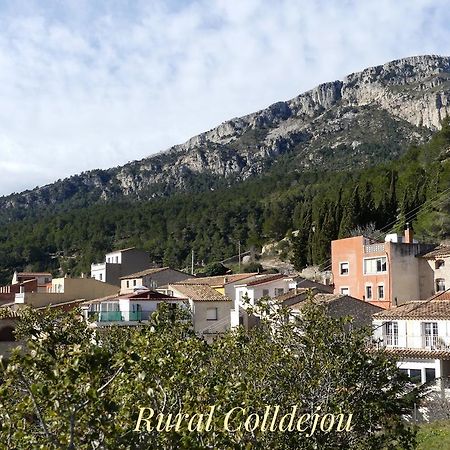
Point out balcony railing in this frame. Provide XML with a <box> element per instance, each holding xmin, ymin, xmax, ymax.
<box><xmin>86</xmin><ymin>310</ymin><xmax>145</xmax><ymax>322</ymax></box>
<box><xmin>377</xmin><ymin>334</ymin><xmax>450</xmax><ymax>350</ymax></box>
<box><xmin>364</xmin><ymin>243</ymin><xmax>385</xmax><ymax>254</ymax></box>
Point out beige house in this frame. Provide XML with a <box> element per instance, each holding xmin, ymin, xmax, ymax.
<box><xmin>167</xmin><ymin>283</ymin><xmax>232</xmax><ymax>342</ymax></box>
<box><xmin>422</xmin><ymin>245</ymin><xmax>450</xmax><ymax>295</ymax></box>
<box><xmin>120</xmin><ymin>267</ymin><xmax>191</xmax><ymax>294</ymax></box>
<box><xmin>12</xmin><ymin>277</ymin><xmax>118</xmax><ymax>308</ymax></box>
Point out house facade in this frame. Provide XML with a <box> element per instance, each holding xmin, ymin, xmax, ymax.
<box><xmin>422</xmin><ymin>245</ymin><xmax>450</xmax><ymax>295</ymax></box>
<box><xmin>373</xmin><ymin>291</ymin><xmax>450</xmax><ymax>385</ymax></box>
<box><xmin>82</xmin><ymin>290</ymin><xmax>187</xmax><ymax>326</ymax></box>
<box><xmin>232</xmin><ymin>274</ymin><xmax>296</xmax><ymax>328</ymax></box>
<box><xmin>0</xmin><ymin>272</ymin><xmax>53</xmax><ymax>304</ymax></box>
<box><xmin>120</xmin><ymin>267</ymin><xmax>191</xmax><ymax>294</ymax></box>
<box><xmin>331</xmin><ymin>226</ymin><xmax>435</xmax><ymax>309</ymax></box>
<box><xmin>167</xmin><ymin>283</ymin><xmax>232</xmax><ymax>342</ymax></box>
<box><xmin>278</xmin><ymin>289</ymin><xmax>382</xmax><ymax>328</ymax></box>
<box><xmin>12</xmin><ymin>277</ymin><xmax>118</xmax><ymax>308</ymax></box>
<box><xmin>90</xmin><ymin>247</ymin><xmax>151</xmax><ymax>286</ymax></box>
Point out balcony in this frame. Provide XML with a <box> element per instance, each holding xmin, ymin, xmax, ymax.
<box><xmin>378</xmin><ymin>334</ymin><xmax>450</xmax><ymax>350</ymax></box>
<box><xmin>364</xmin><ymin>243</ymin><xmax>385</xmax><ymax>254</ymax></box>
<box><xmin>86</xmin><ymin>310</ymin><xmax>145</xmax><ymax>322</ymax></box>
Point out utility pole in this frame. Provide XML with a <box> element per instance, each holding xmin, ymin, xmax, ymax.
<box><xmin>238</xmin><ymin>240</ymin><xmax>241</xmax><ymax>272</ymax></box>
<box><xmin>191</xmin><ymin>249</ymin><xmax>194</xmax><ymax>275</ymax></box>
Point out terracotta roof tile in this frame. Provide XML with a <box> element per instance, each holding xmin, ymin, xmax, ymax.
<box><xmin>17</xmin><ymin>272</ymin><xmax>52</xmax><ymax>277</ymax></box>
<box><xmin>380</xmin><ymin>348</ymin><xmax>450</xmax><ymax>359</ymax></box>
<box><xmin>235</xmin><ymin>273</ymin><xmax>289</xmax><ymax>287</ymax></box>
<box><xmin>422</xmin><ymin>245</ymin><xmax>450</xmax><ymax>259</ymax></box>
<box><xmin>120</xmin><ymin>267</ymin><xmax>187</xmax><ymax>280</ymax></box>
<box><xmin>374</xmin><ymin>290</ymin><xmax>450</xmax><ymax>320</ymax></box>
<box><xmin>171</xmin><ymin>284</ymin><xmax>230</xmax><ymax>302</ymax></box>
<box><xmin>178</xmin><ymin>273</ymin><xmax>257</xmax><ymax>287</ymax></box>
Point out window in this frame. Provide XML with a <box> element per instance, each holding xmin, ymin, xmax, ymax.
<box><xmin>409</xmin><ymin>369</ymin><xmax>422</xmax><ymax>384</ymax></box>
<box><xmin>115</xmin><ymin>256</ymin><xmax>119</xmax><ymax>263</ymax></box>
<box><xmin>133</xmin><ymin>280</ymin><xmax>137</xmax><ymax>287</ymax></box>
<box><xmin>99</xmin><ymin>273</ymin><xmax>103</xmax><ymax>281</ymax></box>
<box><xmin>384</xmin><ymin>321</ymin><xmax>398</xmax><ymax>346</ymax></box>
<box><xmin>262</xmin><ymin>289</ymin><xmax>269</xmax><ymax>297</ymax></box>
<box><xmin>274</xmin><ymin>288</ymin><xmax>284</xmax><ymax>296</ymax></box>
<box><xmin>436</xmin><ymin>278</ymin><xmax>446</xmax><ymax>292</ymax></box>
<box><xmin>365</xmin><ymin>285</ymin><xmax>372</xmax><ymax>300</ymax></box>
<box><xmin>425</xmin><ymin>368</ymin><xmax>436</xmax><ymax>383</ymax></box>
<box><xmin>424</xmin><ymin>322</ymin><xmax>438</xmax><ymax>348</ymax></box>
<box><xmin>436</xmin><ymin>260</ymin><xmax>445</xmax><ymax>269</ymax></box>
<box><xmin>206</xmin><ymin>307</ymin><xmax>218</xmax><ymax>321</ymax></box>
<box><xmin>339</xmin><ymin>262</ymin><xmax>349</xmax><ymax>275</ymax></box>
<box><xmin>378</xmin><ymin>285</ymin><xmax>385</xmax><ymax>299</ymax></box>
<box><xmin>364</xmin><ymin>257</ymin><xmax>387</xmax><ymax>274</ymax></box>
<box><xmin>340</xmin><ymin>287</ymin><xmax>349</xmax><ymax>295</ymax></box>
<box><xmin>126</xmin><ymin>280</ymin><xmax>130</xmax><ymax>288</ymax></box>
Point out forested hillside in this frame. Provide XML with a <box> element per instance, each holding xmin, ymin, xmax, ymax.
<box><xmin>0</xmin><ymin>119</ymin><xmax>448</xmax><ymax>284</ymax></box>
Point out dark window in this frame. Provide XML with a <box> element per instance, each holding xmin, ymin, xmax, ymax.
<box><xmin>436</xmin><ymin>279</ymin><xmax>446</xmax><ymax>292</ymax></box>
<box><xmin>436</xmin><ymin>260</ymin><xmax>445</xmax><ymax>269</ymax></box>
<box><xmin>425</xmin><ymin>368</ymin><xmax>436</xmax><ymax>383</ymax></box>
<box><xmin>409</xmin><ymin>369</ymin><xmax>422</xmax><ymax>384</ymax></box>
<box><xmin>0</xmin><ymin>326</ymin><xmax>15</xmax><ymax>342</ymax></box>
<box><xmin>340</xmin><ymin>262</ymin><xmax>349</xmax><ymax>275</ymax></box>
<box><xmin>366</xmin><ymin>286</ymin><xmax>372</xmax><ymax>299</ymax></box>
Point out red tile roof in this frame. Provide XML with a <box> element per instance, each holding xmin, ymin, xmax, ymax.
<box><xmin>422</xmin><ymin>245</ymin><xmax>450</xmax><ymax>259</ymax></box>
<box><xmin>374</xmin><ymin>290</ymin><xmax>450</xmax><ymax>320</ymax></box>
<box><xmin>17</xmin><ymin>272</ymin><xmax>52</xmax><ymax>277</ymax></box>
<box><xmin>170</xmin><ymin>284</ymin><xmax>231</xmax><ymax>302</ymax></box>
<box><xmin>236</xmin><ymin>274</ymin><xmax>288</xmax><ymax>287</ymax></box>
<box><xmin>120</xmin><ymin>267</ymin><xmax>188</xmax><ymax>280</ymax></box>
<box><xmin>178</xmin><ymin>273</ymin><xmax>257</xmax><ymax>287</ymax></box>
<box><xmin>380</xmin><ymin>348</ymin><xmax>450</xmax><ymax>359</ymax></box>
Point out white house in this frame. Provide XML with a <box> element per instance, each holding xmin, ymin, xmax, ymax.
<box><xmin>90</xmin><ymin>247</ymin><xmax>151</xmax><ymax>286</ymax></box>
<box><xmin>120</xmin><ymin>267</ymin><xmax>191</xmax><ymax>294</ymax></box>
<box><xmin>82</xmin><ymin>290</ymin><xmax>187</xmax><ymax>326</ymax></box>
<box><xmin>232</xmin><ymin>274</ymin><xmax>296</xmax><ymax>328</ymax></box>
<box><xmin>373</xmin><ymin>290</ymin><xmax>450</xmax><ymax>385</ymax></box>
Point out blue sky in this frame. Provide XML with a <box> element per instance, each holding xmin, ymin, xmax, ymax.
<box><xmin>0</xmin><ymin>0</ymin><xmax>450</xmax><ymax>195</ymax></box>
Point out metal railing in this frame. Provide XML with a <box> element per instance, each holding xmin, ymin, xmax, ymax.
<box><xmin>377</xmin><ymin>334</ymin><xmax>450</xmax><ymax>350</ymax></box>
<box><xmin>86</xmin><ymin>310</ymin><xmax>145</xmax><ymax>322</ymax></box>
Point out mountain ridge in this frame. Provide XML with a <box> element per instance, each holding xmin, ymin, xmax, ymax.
<box><xmin>2</xmin><ymin>54</ymin><xmax>450</xmax><ymax>217</ymax></box>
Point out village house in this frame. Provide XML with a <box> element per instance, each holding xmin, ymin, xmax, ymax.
<box><xmin>0</xmin><ymin>271</ymin><xmax>52</xmax><ymax>304</ymax></box>
<box><xmin>10</xmin><ymin>276</ymin><xmax>118</xmax><ymax>309</ymax></box>
<box><xmin>331</xmin><ymin>224</ymin><xmax>435</xmax><ymax>309</ymax></box>
<box><xmin>120</xmin><ymin>267</ymin><xmax>191</xmax><ymax>294</ymax></box>
<box><xmin>167</xmin><ymin>283</ymin><xmax>232</xmax><ymax>342</ymax></box>
<box><xmin>232</xmin><ymin>273</ymin><xmax>297</xmax><ymax>328</ymax></box>
<box><xmin>81</xmin><ymin>289</ymin><xmax>186</xmax><ymax>326</ymax></box>
<box><xmin>176</xmin><ymin>273</ymin><xmax>258</xmax><ymax>299</ymax></box>
<box><xmin>373</xmin><ymin>290</ymin><xmax>450</xmax><ymax>385</ymax></box>
<box><xmin>421</xmin><ymin>245</ymin><xmax>450</xmax><ymax>295</ymax></box>
<box><xmin>90</xmin><ymin>247</ymin><xmax>151</xmax><ymax>286</ymax></box>
<box><xmin>276</xmin><ymin>288</ymin><xmax>382</xmax><ymax>328</ymax></box>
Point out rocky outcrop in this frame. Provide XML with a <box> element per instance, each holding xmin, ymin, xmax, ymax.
<box><xmin>1</xmin><ymin>55</ymin><xmax>449</xmax><ymax>215</ymax></box>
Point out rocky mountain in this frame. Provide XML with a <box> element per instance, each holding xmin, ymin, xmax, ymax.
<box><xmin>2</xmin><ymin>55</ymin><xmax>450</xmax><ymax>217</ymax></box>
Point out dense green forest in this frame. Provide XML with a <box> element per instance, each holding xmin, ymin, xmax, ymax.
<box><xmin>0</xmin><ymin>120</ymin><xmax>449</xmax><ymax>285</ymax></box>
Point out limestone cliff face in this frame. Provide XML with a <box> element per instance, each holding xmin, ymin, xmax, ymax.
<box><xmin>1</xmin><ymin>55</ymin><xmax>449</xmax><ymax>213</ymax></box>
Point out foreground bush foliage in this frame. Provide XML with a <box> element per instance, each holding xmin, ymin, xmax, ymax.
<box><xmin>0</xmin><ymin>301</ymin><xmax>419</xmax><ymax>449</ymax></box>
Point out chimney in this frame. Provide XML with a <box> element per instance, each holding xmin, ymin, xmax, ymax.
<box><xmin>404</xmin><ymin>222</ymin><xmax>414</xmax><ymax>244</ymax></box>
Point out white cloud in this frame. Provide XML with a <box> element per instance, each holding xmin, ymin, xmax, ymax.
<box><xmin>0</xmin><ymin>0</ymin><xmax>449</xmax><ymax>195</ymax></box>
